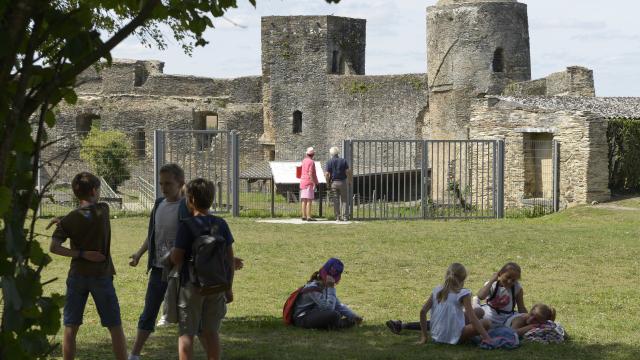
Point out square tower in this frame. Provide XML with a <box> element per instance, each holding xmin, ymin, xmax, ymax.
<box><xmin>260</xmin><ymin>16</ymin><xmax>366</xmax><ymax>158</ymax></box>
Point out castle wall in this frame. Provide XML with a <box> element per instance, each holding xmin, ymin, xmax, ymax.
<box><xmin>469</xmin><ymin>97</ymin><xmax>610</xmax><ymax>207</ymax></box>
<box><xmin>504</xmin><ymin>66</ymin><xmax>596</xmax><ymax>97</ymax></box>
<box><xmin>325</xmin><ymin>74</ymin><xmax>428</xmax><ymax>144</ymax></box>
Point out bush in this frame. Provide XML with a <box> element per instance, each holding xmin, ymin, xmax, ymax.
<box><xmin>80</xmin><ymin>127</ymin><xmax>133</xmax><ymax>191</ymax></box>
<box><xmin>608</xmin><ymin>119</ymin><xmax>640</xmax><ymax>193</ymax></box>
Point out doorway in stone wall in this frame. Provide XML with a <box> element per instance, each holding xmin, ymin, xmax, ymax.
<box><xmin>523</xmin><ymin>133</ymin><xmax>554</xmax><ymax>199</ymax></box>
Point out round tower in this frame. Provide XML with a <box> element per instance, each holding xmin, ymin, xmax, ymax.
<box><xmin>426</xmin><ymin>0</ymin><xmax>531</xmax><ymax>139</ymax></box>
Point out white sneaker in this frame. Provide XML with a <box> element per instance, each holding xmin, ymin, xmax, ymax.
<box><xmin>156</xmin><ymin>315</ymin><xmax>168</xmax><ymax>327</ymax></box>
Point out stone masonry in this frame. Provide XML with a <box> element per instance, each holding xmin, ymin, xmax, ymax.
<box><xmin>51</xmin><ymin>0</ymin><xmax>638</xmax><ymax>207</ymax></box>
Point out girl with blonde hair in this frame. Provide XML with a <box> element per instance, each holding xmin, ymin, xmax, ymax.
<box><xmin>418</xmin><ymin>263</ymin><xmax>491</xmax><ymax>344</ymax></box>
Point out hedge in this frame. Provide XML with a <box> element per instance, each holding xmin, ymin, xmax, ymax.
<box><xmin>608</xmin><ymin>118</ymin><xmax>640</xmax><ymax>193</ymax></box>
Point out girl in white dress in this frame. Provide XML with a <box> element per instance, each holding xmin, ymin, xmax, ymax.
<box><xmin>418</xmin><ymin>263</ymin><xmax>492</xmax><ymax>345</ymax></box>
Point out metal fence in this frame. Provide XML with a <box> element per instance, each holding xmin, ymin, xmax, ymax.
<box><xmin>154</xmin><ymin>129</ymin><xmax>237</xmax><ymax>214</ymax></box>
<box><xmin>504</xmin><ymin>138</ymin><xmax>559</xmax><ymax>218</ymax></box>
<box><xmin>39</xmin><ymin>130</ymin><xmax>155</xmax><ymax>217</ymax></box>
<box><xmin>237</xmin><ymin>142</ymin><xmax>334</xmax><ymax>218</ymax></box>
<box><xmin>38</xmin><ymin>129</ymin><xmax>559</xmax><ymax>220</ymax></box>
<box><xmin>344</xmin><ymin>140</ymin><xmax>501</xmax><ymax>220</ymax></box>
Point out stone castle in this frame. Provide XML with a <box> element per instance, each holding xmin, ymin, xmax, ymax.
<box><xmin>55</xmin><ymin>0</ymin><xmax>640</xmax><ymax>207</ymax></box>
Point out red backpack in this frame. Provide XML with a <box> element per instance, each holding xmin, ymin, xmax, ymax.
<box><xmin>282</xmin><ymin>286</ymin><xmax>321</xmax><ymax>325</ymax></box>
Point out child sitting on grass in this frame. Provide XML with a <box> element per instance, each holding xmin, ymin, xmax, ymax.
<box><xmin>476</xmin><ymin>262</ymin><xmax>527</xmax><ymax>328</ymax></box>
<box><xmin>292</xmin><ymin>258</ymin><xmax>363</xmax><ymax>330</ymax></box>
<box><xmin>418</xmin><ymin>263</ymin><xmax>491</xmax><ymax>345</ymax></box>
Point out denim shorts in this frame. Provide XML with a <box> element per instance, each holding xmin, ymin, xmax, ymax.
<box><xmin>64</xmin><ymin>275</ymin><xmax>122</xmax><ymax>328</ymax></box>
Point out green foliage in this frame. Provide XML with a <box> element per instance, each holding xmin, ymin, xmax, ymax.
<box><xmin>607</xmin><ymin>119</ymin><xmax>640</xmax><ymax>193</ymax></box>
<box><xmin>348</xmin><ymin>80</ymin><xmax>378</xmax><ymax>94</ymax></box>
<box><xmin>80</xmin><ymin>127</ymin><xmax>133</xmax><ymax>191</ymax></box>
<box><xmin>0</xmin><ymin>0</ymin><xmax>341</xmax><ymax>358</ymax></box>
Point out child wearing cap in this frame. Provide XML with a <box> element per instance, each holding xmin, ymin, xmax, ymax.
<box><xmin>292</xmin><ymin>258</ymin><xmax>363</xmax><ymax>329</ymax></box>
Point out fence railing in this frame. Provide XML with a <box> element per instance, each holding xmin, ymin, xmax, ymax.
<box><xmin>39</xmin><ymin>129</ymin><xmax>559</xmax><ymax>220</ymax></box>
<box><xmin>345</xmin><ymin>139</ymin><xmax>502</xmax><ymax>220</ymax></box>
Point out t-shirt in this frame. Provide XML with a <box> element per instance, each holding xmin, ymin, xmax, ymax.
<box><xmin>52</xmin><ymin>203</ymin><xmax>115</xmax><ymax>277</ymax></box>
<box><xmin>430</xmin><ymin>286</ymin><xmax>472</xmax><ymax>344</ymax></box>
<box><xmin>482</xmin><ymin>281</ymin><xmax>522</xmax><ymax>326</ymax></box>
<box><xmin>325</xmin><ymin>156</ymin><xmax>349</xmax><ymax>181</ymax></box>
<box><xmin>174</xmin><ymin>215</ymin><xmax>234</xmax><ymax>285</ymax></box>
<box><xmin>153</xmin><ymin>199</ymin><xmax>181</xmax><ymax>267</ymax></box>
<box><xmin>485</xmin><ymin>281</ymin><xmax>522</xmax><ymax>313</ymax></box>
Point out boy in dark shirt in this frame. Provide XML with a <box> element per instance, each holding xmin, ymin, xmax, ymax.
<box><xmin>50</xmin><ymin>172</ymin><xmax>127</xmax><ymax>360</ymax></box>
<box><xmin>170</xmin><ymin>178</ymin><xmax>235</xmax><ymax>360</ymax></box>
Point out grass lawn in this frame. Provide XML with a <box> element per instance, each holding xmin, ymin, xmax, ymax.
<box><xmin>35</xmin><ymin>198</ymin><xmax>640</xmax><ymax>359</ymax></box>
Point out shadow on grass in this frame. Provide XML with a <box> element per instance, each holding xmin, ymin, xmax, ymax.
<box><xmin>65</xmin><ymin>316</ymin><xmax>640</xmax><ymax>360</ymax></box>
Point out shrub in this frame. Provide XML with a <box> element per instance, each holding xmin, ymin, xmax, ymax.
<box><xmin>80</xmin><ymin>127</ymin><xmax>133</xmax><ymax>191</ymax></box>
<box><xmin>607</xmin><ymin>119</ymin><xmax>640</xmax><ymax>193</ymax></box>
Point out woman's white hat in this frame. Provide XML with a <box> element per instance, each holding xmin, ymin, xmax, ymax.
<box><xmin>306</xmin><ymin>147</ymin><xmax>315</xmax><ymax>155</ymax></box>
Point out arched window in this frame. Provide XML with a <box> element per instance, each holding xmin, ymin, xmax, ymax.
<box><xmin>492</xmin><ymin>48</ymin><xmax>504</xmax><ymax>73</ymax></box>
<box><xmin>75</xmin><ymin>113</ymin><xmax>99</xmax><ymax>137</ymax></box>
<box><xmin>292</xmin><ymin>111</ymin><xmax>302</xmax><ymax>134</ymax></box>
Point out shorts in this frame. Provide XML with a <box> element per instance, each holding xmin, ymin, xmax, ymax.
<box><xmin>64</xmin><ymin>275</ymin><xmax>122</xmax><ymax>328</ymax></box>
<box><xmin>300</xmin><ymin>185</ymin><xmax>315</xmax><ymax>200</ymax></box>
<box><xmin>480</xmin><ymin>304</ymin><xmax>519</xmax><ymax>328</ymax></box>
<box><xmin>178</xmin><ymin>283</ymin><xmax>227</xmax><ymax>336</ymax></box>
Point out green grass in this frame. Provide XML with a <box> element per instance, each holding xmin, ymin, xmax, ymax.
<box><xmin>35</xmin><ymin>199</ymin><xmax>640</xmax><ymax>359</ymax></box>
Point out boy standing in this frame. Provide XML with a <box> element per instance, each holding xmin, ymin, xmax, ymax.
<box><xmin>170</xmin><ymin>178</ymin><xmax>235</xmax><ymax>360</ymax></box>
<box><xmin>50</xmin><ymin>172</ymin><xmax>127</xmax><ymax>360</ymax></box>
<box><xmin>128</xmin><ymin>163</ymin><xmax>188</xmax><ymax>360</ymax></box>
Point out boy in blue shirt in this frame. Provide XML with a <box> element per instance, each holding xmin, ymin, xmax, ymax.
<box><xmin>50</xmin><ymin>172</ymin><xmax>127</xmax><ymax>360</ymax></box>
<box><xmin>170</xmin><ymin>178</ymin><xmax>235</xmax><ymax>360</ymax></box>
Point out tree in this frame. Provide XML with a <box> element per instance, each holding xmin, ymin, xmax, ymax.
<box><xmin>80</xmin><ymin>126</ymin><xmax>133</xmax><ymax>191</ymax></box>
<box><xmin>0</xmin><ymin>0</ymin><xmax>340</xmax><ymax>358</ymax></box>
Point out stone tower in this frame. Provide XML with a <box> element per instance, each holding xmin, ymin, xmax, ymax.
<box><xmin>260</xmin><ymin>16</ymin><xmax>366</xmax><ymax>159</ymax></box>
<box><xmin>426</xmin><ymin>0</ymin><xmax>531</xmax><ymax>139</ymax></box>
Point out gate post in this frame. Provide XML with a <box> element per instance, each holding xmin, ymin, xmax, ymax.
<box><xmin>496</xmin><ymin>140</ymin><xmax>505</xmax><ymax>218</ymax></box>
<box><xmin>153</xmin><ymin>130</ymin><xmax>165</xmax><ymax>199</ymax></box>
<box><xmin>343</xmin><ymin>139</ymin><xmax>353</xmax><ymax>220</ymax></box>
<box><xmin>552</xmin><ymin>140</ymin><xmax>560</xmax><ymax>212</ymax></box>
<box><xmin>421</xmin><ymin>141</ymin><xmax>428</xmax><ymax>219</ymax></box>
<box><xmin>231</xmin><ymin>131</ymin><xmax>240</xmax><ymax>217</ymax></box>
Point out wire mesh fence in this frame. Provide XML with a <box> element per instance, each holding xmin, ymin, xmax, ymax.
<box><xmin>155</xmin><ymin>130</ymin><xmax>233</xmax><ymax>213</ymax></box>
<box><xmin>39</xmin><ymin>129</ymin><xmax>155</xmax><ymax>217</ymax></box>
<box><xmin>504</xmin><ymin>138</ymin><xmax>558</xmax><ymax>218</ymax></box>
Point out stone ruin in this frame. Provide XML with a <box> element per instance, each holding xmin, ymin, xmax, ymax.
<box><xmin>50</xmin><ymin>0</ymin><xmax>640</xmax><ymax>210</ymax></box>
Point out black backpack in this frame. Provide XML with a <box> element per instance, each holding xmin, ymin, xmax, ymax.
<box><xmin>184</xmin><ymin>217</ymin><xmax>231</xmax><ymax>295</ymax></box>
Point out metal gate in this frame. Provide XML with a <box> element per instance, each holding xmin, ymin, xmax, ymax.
<box><xmin>154</xmin><ymin>130</ymin><xmax>239</xmax><ymax>214</ymax></box>
<box><xmin>344</xmin><ymin>139</ymin><xmax>503</xmax><ymax>220</ymax></box>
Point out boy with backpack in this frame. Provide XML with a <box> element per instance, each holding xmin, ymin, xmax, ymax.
<box><xmin>170</xmin><ymin>178</ymin><xmax>235</xmax><ymax>360</ymax></box>
<box><xmin>49</xmin><ymin>172</ymin><xmax>127</xmax><ymax>360</ymax></box>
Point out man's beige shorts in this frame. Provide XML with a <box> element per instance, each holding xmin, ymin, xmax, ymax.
<box><xmin>178</xmin><ymin>283</ymin><xmax>227</xmax><ymax>336</ymax></box>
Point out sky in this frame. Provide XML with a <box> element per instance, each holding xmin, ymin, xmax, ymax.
<box><xmin>110</xmin><ymin>0</ymin><xmax>640</xmax><ymax>97</ymax></box>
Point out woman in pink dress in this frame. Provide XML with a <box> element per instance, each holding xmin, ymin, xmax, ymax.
<box><xmin>300</xmin><ymin>147</ymin><xmax>319</xmax><ymax>221</ymax></box>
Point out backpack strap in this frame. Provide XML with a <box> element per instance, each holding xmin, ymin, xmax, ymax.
<box><xmin>510</xmin><ymin>285</ymin><xmax>516</xmax><ymax>312</ymax></box>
